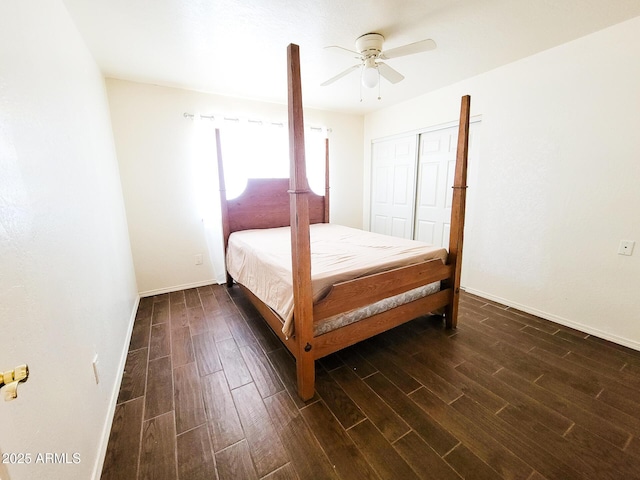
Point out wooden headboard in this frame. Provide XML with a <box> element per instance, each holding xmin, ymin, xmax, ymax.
<box><xmin>224</xmin><ymin>177</ymin><xmax>326</xmax><ymax>233</ymax></box>
<box><xmin>216</xmin><ymin>130</ymin><xmax>329</xmax><ymax>245</ymax></box>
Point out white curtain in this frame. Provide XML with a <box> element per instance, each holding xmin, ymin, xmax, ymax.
<box><xmin>189</xmin><ymin>115</ymin><xmax>328</xmax><ymax>284</ymax></box>
<box><xmin>219</xmin><ymin>119</ymin><xmax>289</xmax><ymax>199</ymax></box>
<box><xmin>305</xmin><ymin>127</ymin><xmax>327</xmax><ymax>196</ymax></box>
<box><xmin>190</xmin><ymin>117</ymin><xmax>226</xmax><ymax>283</ymax></box>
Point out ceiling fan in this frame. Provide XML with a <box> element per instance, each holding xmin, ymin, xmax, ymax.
<box><xmin>321</xmin><ymin>33</ymin><xmax>437</xmax><ymax>89</ymax></box>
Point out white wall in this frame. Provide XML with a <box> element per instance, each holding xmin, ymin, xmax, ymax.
<box><xmin>0</xmin><ymin>2</ymin><xmax>138</xmax><ymax>480</ymax></box>
<box><xmin>107</xmin><ymin>79</ymin><xmax>364</xmax><ymax>295</ymax></box>
<box><xmin>364</xmin><ymin>17</ymin><xmax>640</xmax><ymax>349</ymax></box>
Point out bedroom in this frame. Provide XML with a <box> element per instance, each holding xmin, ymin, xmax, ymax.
<box><xmin>1</xmin><ymin>1</ymin><xmax>640</xmax><ymax>479</ymax></box>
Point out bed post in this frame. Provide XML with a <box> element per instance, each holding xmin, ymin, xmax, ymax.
<box><xmin>287</xmin><ymin>43</ymin><xmax>315</xmax><ymax>400</ymax></box>
<box><xmin>445</xmin><ymin>95</ymin><xmax>471</xmax><ymax>328</ymax></box>
<box><xmin>215</xmin><ymin>128</ymin><xmax>234</xmax><ymax>287</ymax></box>
<box><xmin>324</xmin><ymin>138</ymin><xmax>330</xmax><ymax>223</ymax></box>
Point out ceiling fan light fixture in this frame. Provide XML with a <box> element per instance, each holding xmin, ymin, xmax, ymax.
<box><xmin>361</xmin><ymin>63</ymin><xmax>379</xmax><ymax>88</ymax></box>
<box><xmin>322</xmin><ymin>33</ymin><xmax>436</xmax><ymax>93</ymax></box>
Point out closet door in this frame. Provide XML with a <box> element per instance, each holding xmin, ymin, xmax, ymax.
<box><xmin>369</xmin><ymin>136</ymin><xmax>418</xmax><ymax>239</ymax></box>
<box><xmin>414</xmin><ymin>126</ymin><xmax>458</xmax><ymax>248</ymax></box>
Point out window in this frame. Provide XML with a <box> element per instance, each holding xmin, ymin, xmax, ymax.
<box><xmin>219</xmin><ymin>119</ymin><xmax>327</xmax><ymax>198</ymax></box>
<box><xmin>189</xmin><ymin>113</ymin><xmax>328</xmax><ymax>283</ymax></box>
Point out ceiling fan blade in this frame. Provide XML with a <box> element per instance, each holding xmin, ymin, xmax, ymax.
<box><xmin>324</xmin><ymin>45</ymin><xmax>362</xmax><ymax>59</ymax></box>
<box><xmin>320</xmin><ymin>64</ymin><xmax>361</xmax><ymax>86</ymax></box>
<box><xmin>380</xmin><ymin>38</ymin><xmax>436</xmax><ymax>59</ymax></box>
<box><xmin>377</xmin><ymin>62</ymin><xmax>404</xmax><ymax>84</ymax></box>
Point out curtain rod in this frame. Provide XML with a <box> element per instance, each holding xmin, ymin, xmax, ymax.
<box><xmin>183</xmin><ymin>112</ymin><xmax>331</xmax><ymax>132</ymax></box>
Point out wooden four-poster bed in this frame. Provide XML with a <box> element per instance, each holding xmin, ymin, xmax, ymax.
<box><xmin>217</xmin><ymin>43</ymin><xmax>470</xmax><ymax>401</ymax></box>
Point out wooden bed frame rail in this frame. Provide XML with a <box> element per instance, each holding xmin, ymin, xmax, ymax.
<box><xmin>216</xmin><ymin>43</ymin><xmax>470</xmax><ymax>401</ymax></box>
<box><xmin>313</xmin><ymin>259</ymin><xmax>453</xmax><ymax>319</ymax></box>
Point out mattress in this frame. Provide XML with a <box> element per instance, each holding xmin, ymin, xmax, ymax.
<box><xmin>226</xmin><ymin>223</ymin><xmax>448</xmax><ymax>337</ymax></box>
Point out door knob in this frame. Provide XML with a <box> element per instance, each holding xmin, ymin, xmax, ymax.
<box><xmin>0</xmin><ymin>364</ymin><xmax>29</xmax><ymax>401</ymax></box>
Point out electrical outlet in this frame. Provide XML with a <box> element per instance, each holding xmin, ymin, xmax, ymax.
<box><xmin>618</xmin><ymin>240</ymin><xmax>635</xmax><ymax>256</ymax></box>
<box><xmin>92</xmin><ymin>355</ymin><xmax>99</xmax><ymax>384</ymax></box>
<box><xmin>195</xmin><ymin>254</ymin><xmax>203</xmax><ymax>265</ymax></box>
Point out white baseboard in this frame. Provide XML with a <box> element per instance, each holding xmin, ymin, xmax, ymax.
<box><xmin>462</xmin><ymin>286</ymin><xmax>640</xmax><ymax>352</ymax></box>
<box><xmin>92</xmin><ymin>294</ymin><xmax>140</xmax><ymax>480</ymax></box>
<box><xmin>139</xmin><ymin>279</ymin><xmax>220</xmax><ymax>298</ymax></box>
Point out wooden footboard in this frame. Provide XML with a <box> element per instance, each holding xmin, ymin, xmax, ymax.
<box><xmin>234</xmin><ymin>269</ymin><xmax>453</xmax><ymax>361</ymax></box>
<box><xmin>313</xmin><ymin>259</ymin><xmax>452</xmax><ymax>320</ymax></box>
<box><xmin>234</xmin><ymin>269</ymin><xmax>453</xmax><ymax>360</ymax></box>
<box><xmin>313</xmin><ymin>288</ymin><xmax>452</xmax><ymax>358</ymax></box>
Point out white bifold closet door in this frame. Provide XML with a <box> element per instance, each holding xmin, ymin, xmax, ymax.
<box><xmin>370</xmin><ymin>136</ymin><xmax>418</xmax><ymax>239</ymax></box>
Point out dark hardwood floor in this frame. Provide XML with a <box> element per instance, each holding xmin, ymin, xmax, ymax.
<box><xmin>101</xmin><ymin>284</ymin><xmax>640</xmax><ymax>480</ymax></box>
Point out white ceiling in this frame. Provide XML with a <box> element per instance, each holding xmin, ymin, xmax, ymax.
<box><xmin>63</xmin><ymin>0</ymin><xmax>640</xmax><ymax>115</ymax></box>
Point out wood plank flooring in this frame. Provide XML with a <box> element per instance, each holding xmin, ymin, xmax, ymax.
<box><xmin>101</xmin><ymin>285</ymin><xmax>640</xmax><ymax>480</ymax></box>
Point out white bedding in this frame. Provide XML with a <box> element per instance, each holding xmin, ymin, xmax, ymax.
<box><xmin>226</xmin><ymin>223</ymin><xmax>448</xmax><ymax>337</ymax></box>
